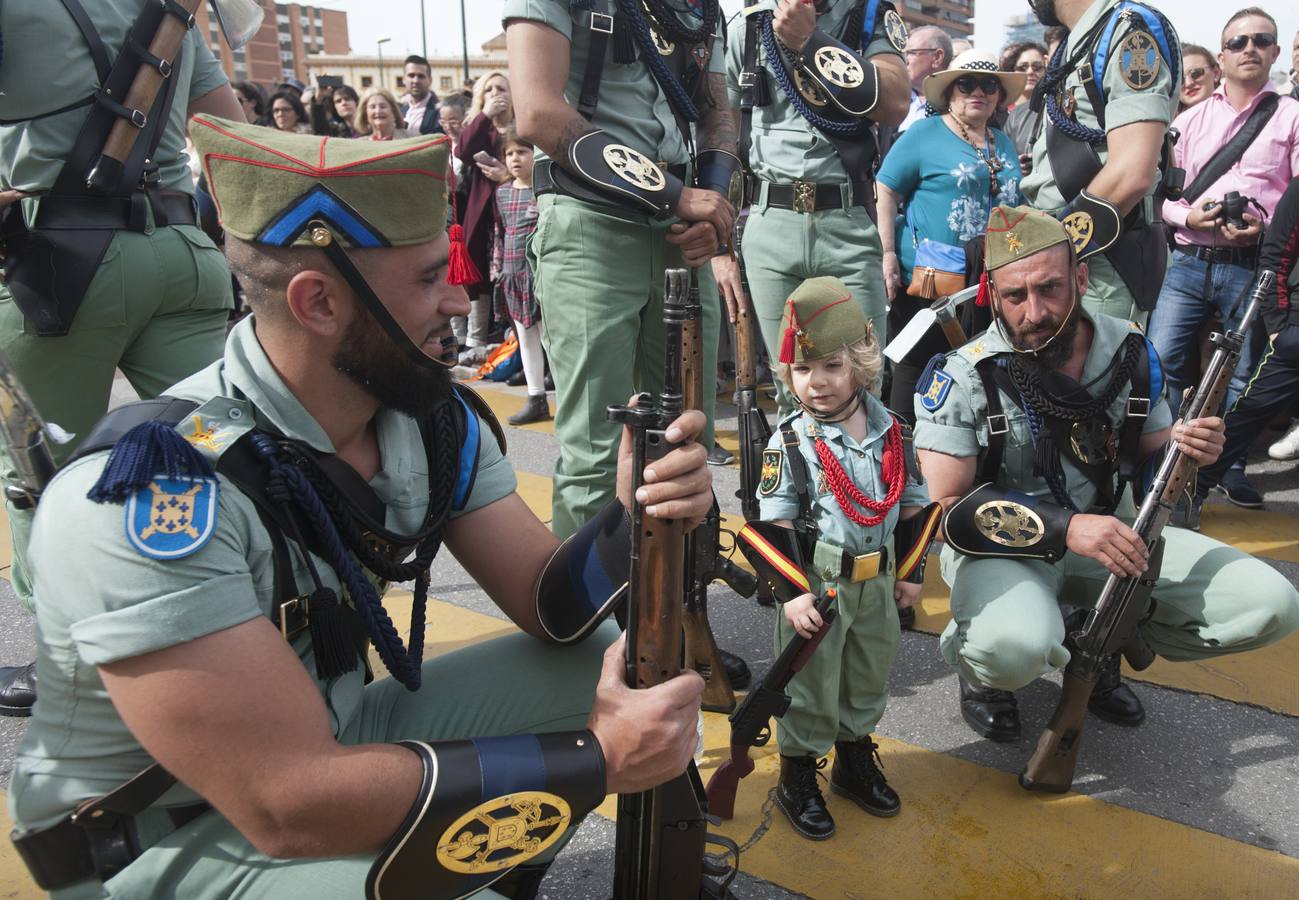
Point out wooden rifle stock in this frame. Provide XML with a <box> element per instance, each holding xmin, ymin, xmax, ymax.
<box><xmin>931</xmin><ymin>292</ymin><xmax>968</xmax><ymax>350</ymax></box>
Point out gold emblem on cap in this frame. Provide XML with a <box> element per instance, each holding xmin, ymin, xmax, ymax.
<box><xmin>814</xmin><ymin>47</ymin><xmax>865</xmax><ymax>88</ymax></box>
<box><xmin>309</xmin><ymin>221</ymin><xmax>334</xmax><ymax>247</ymax></box>
<box><xmin>796</xmin><ymin>328</ymin><xmax>814</xmax><ymax>355</ymax></box>
<box><xmin>974</xmin><ymin>500</ymin><xmax>1045</xmax><ymax>548</ymax></box>
<box><xmin>1061</xmin><ymin>211</ymin><xmax>1094</xmax><ymax>254</ymax></box>
<box><xmin>436</xmin><ymin>791</ymin><xmax>571</xmax><ymax>874</ymax></box>
<box><xmin>1005</xmin><ymin>231</ymin><xmax>1025</xmax><ymax>255</ymax></box>
<box><xmin>602</xmin><ymin>144</ymin><xmax>666</xmax><ymax>192</ymax></box>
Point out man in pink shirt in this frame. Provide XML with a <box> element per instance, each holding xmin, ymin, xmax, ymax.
<box><xmin>1148</xmin><ymin>6</ymin><xmax>1299</xmax><ymax>509</ymax></box>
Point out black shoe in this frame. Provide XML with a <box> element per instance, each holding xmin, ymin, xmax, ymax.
<box><xmin>718</xmin><ymin>648</ymin><xmax>751</xmax><ymax>690</ymax></box>
<box><xmin>0</xmin><ymin>662</ymin><xmax>36</xmax><ymax>717</ymax></box>
<box><xmin>1217</xmin><ymin>467</ymin><xmax>1263</xmax><ymax>509</ymax></box>
<box><xmin>830</xmin><ymin>735</ymin><xmax>900</xmax><ymax>817</ymax></box>
<box><xmin>1087</xmin><ymin>652</ymin><xmax>1145</xmax><ymax>726</ymax></box>
<box><xmin>898</xmin><ymin>605</ymin><xmax>916</xmax><ymax>631</ymax></box>
<box><xmin>775</xmin><ymin>755</ymin><xmax>835</xmax><ymax>840</ymax></box>
<box><xmin>507</xmin><ymin>395</ymin><xmax>552</xmax><ymax>426</ymax></box>
<box><xmin>505</xmin><ymin>368</ymin><xmax>527</xmax><ymax>387</ymax></box>
<box><xmin>958</xmin><ymin>677</ymin><xmax>1021</xmax><ymax>741</ymax></box>
<box><xmin>543</xmin><ymin>373</ymin><xmax>554</xmax><ymax>392</ymax></box>
<box><xmin>707</xmin><ymin>444</ymin><xmax>735</xmax><ymax>466</ymax></box>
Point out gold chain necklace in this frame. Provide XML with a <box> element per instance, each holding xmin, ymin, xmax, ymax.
<box><xmin>951</xmin><ymin>113</ymin><xmax>1004</xmax><ymax>198</ymax></box>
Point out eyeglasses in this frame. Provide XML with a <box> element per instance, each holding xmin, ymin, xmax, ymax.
<box><xmin>954</xmin><ymin>75</ymin><xmax>1002</xmax><ymax>96</ymax></box>
<box><xmin>1223</xmin><ymin>32</ymin><xmax>1277</xmax><ymax>52</ymax></box>
<box><xmin>271</xmin><ymin>105</ymin><xmax>295</xmax><ymax>114</ymax></box>
<box><xmin>905</xmin><ymin>47</ymin><xmax>940</xmax><ymax>57</ymax></box>
<box><xmin>1184</xmin><ymin>67</ymin><xmax>1210</xmax><ymax>82</ymax></box>
<box><xmin>1015</xmin><ymin>61</ymin><xmax>1045</xmax><ymax>73</ymax></box>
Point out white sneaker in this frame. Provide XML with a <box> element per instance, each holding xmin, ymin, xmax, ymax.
<box><xmin>1268</xmin><ymin>420</ymin><xmax>1299</xmax><ymax>461</ymax></box>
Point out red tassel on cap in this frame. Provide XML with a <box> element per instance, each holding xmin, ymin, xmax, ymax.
<box><xmin>975</xmin><ymin>270</ymin><xmax>989</xmax><ymax>308</ymax></box>
<box><xmin>447</xmin><ymin>222</ymin><xmax>481</xmax><ymax>286</ymax></box>
<box><xmin>779</xmin><ymin>326</ymin><xmax>797</xmax><ymax>364</ymax></box>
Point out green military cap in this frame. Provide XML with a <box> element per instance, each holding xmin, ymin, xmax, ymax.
<box><xmin>188</xmin><ymin>114</ymin><xmax>451</xmax><ymax>248</ymax></box>
<box><xmin>777</xmin><ymin>276</ymin><xmax>869</xmax><ymax>364</ymax></box>
<box><xmin>984</xmin><ymin>205</ymin><xmax>1072</xmax><ymax>271</ymax></box>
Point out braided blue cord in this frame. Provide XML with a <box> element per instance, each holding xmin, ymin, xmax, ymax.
<box><xmin>759</xmin><ymin>14</ymin><xmax>872</xmax><ymax>137</ymax></box>
<box><xmin>1017</xmin><ymin>390</ymin><xmax>1078</xmax><ymax>511</ymax></box>
<box><xmin>618</xmin><ymin>0</ymin><xmax>700</xmax><ymax>123</ymax></box>
<box><xmin>1042</xmin><ymin>39</ymin><xmax>1106</xmax><ymax>146</ymax></box>
<box><xmin>251</xmin><ymin>434</ymin><xmax>426</xmax><ymax>690</ymax></box>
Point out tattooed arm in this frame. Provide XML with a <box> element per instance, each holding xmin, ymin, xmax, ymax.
<box><xmin>505</xmin><ymin>19</ymin><xmax>592</xmax><ymax>159</ymax></box>
<box><xmin>697</xmin><ymin>72</ymin><xmax>739</xmax><ymax>154</ymax></box>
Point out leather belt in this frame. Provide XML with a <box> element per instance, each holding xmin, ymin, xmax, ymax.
<box><xmin>1177</xmin><ymin>243</ymin><xmax>1259</xmax><ymax>266</ymax></box>
<box><xmin>533</xmin><ymin>158</ymin><xmax>688</xmax><ymax>208</ymax></box>
<box><xmin>34</xmin><ymin>191</ymin><xmax>198</xmax><ymax>231</ymax></box>
<box><xmin>762</xmin><ymin>179</ymin><xmax>867</xmax><ymax>213</ymax></box>
<box><xmin>815</xmin><ymin>538</ymin><xmax>890</xmax><ymax>583</ymax></box>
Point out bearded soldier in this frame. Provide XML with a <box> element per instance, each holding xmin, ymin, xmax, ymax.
<box><xmin>6</xmin><ymin>123</ymin><xmax>716</xmax><ymax>899</ymax></box>
<box><xmin>1019</xmin><ymin>0</ymin><xmax>1182</xmax><ymax>323</ymax></box>
<box><xmin>912</xmin><ymin>206</ymin><xmax>1298</xmax><ymax>745</ymax></box>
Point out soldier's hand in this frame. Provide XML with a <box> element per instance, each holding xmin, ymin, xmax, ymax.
<box><xmin>615</xmin><ymin>397</ymin><xmax>713</xmax><ymax>530</ymax></box>
<box><xmin>675</xmin><ymin>187</ymin><xmax>735</xmax><ymax>252</ymax></box>
<box><xmin>667</xmin><ymin>221</ymin><xmax>720</xmax><ymax>268</ymax></box>
<box><xmin>589</xmin><ymin>632</ymin><xmax>705</xmax><ymax>794</ymax></box>
<box><xmin>784</xmin><ymin>592</ymin><xmax>823</xmax><ymax>639</ymax></box>
<box><xmin>1173</xmin><ymin>416</ymin><xmax>1225</xmax><ymax>466</ymax></box>
<box><xmin>1066</xmin><ymin>513</ymin><xmax>1148</xmax><ymax>578</ymax></box>
<box><xmin>773</xmin><ymin>0</ymin><xmax>818</xmax><ymax>52</ymax></box>
<box><xmin>710</xmin><ymin>253</ymin><xmax>745</xmax><ymax>324</ymax></box>
<box><xmin>894</xmin><ymin>579</ymin><xmax>922</xmax><ymax>610</ymax></box>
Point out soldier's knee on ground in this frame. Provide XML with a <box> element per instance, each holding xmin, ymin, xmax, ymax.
<box><xmin>954</xmin><ymin>624</ymin><xmax>1065</xmax><ymax>692</ymax></box>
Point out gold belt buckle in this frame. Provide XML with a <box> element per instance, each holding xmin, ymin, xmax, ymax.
<box><xmin>793</xmin><ymin>179</ymin><xmax>816</xmax><ymax>214</ymax></box>
<box><xmin>850</xmin><ymin>551</ymin><xmax>882</xmax><ymax>582</ymax></box>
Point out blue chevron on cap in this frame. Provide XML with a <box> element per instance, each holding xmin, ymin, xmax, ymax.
<box><xmin>256</xmin><ymin>184</ymin><xmax>388</xmax><ymax>248</ymax></box>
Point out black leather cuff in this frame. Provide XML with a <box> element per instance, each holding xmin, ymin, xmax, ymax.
<box><xmin>942</xmin><ymin>483</ymin><xmax>1073</xmax><ymax>563</ymax></box>
<box><xmin>564</xmin><ymin>129</ymin><xmax>683</xmax><ymax>218</ymax></box>
<box><xmin>1059</xmin><ymin>190</ymin><xmax>1122</xmax><ymax>261</ymax></box>
<box><xmin>795</xmin><ymin>29</ymin><xmax>879</xmax><ymax>118</ymax></box>
<box><xmin>534</xmin><ymin>498</ymin><xmax>631</xmax><ymax>643</ymax></box>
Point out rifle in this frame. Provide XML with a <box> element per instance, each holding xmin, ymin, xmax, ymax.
<box><xmin>1019</xmin><ymin>269</ymin><xmax>1277</xmax><ymax>794</ymax></box>
<box><xmin>0</xmin><ymin>353</ymin><xmax>60</xmax><ymax>509</ymax></box>
<box><xmin>607</xmin><ymin>269</ymin><xmax>738</xmax><ymax>899</ymax></box>
<box><xmin>705</xmin><ymin>590</ymin><xmax>838</xmax><ymax>819</ymax></box>
<box><xmin>732</xmin><ymin>232</ymin><xmax>773</xmax><ymax>523</ymax></box>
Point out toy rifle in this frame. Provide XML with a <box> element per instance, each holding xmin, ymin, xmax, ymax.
<box><xmin>1020</xmin><ymin>269</ymin><xmax>1276</xmax><ymax>794</ymax></box>
<box><xmin>607</xmin><ymin>269</ymin><xmax>738</xmax><ymax>899</ymax></box>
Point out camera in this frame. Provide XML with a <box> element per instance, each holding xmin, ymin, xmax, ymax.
<box><xmin>1220</xmin><ymin>191</ymin><xmax>1248</xmax><ymax>230</ymax></box>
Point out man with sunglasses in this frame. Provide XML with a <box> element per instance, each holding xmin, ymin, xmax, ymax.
<box><xmin>1019</xmin><ymin>0</ymin><xmax>1182</xmax><ymax>325</ymax></box>
<box><xmin>1149</xmin><ymin>7</ymin><xmax>1299</xmax><ymax>515</ymax></box>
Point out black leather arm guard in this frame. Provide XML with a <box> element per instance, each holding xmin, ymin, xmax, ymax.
<box><xmin>737</xmin><ymin>520</ymin><xmax>813</xmax><ymax>603</ymax></box>
<box><xmin>1059</xmin><ymin>190</ymin><xmax>1123</xmax><ymax>262</ymax></box>
<box><xmin>942</xmin><ymin>483</ymin><xmax>1074</xmax><ymax>563</ymax></box>
<box><xmin>794</xmin><ymin>29</ymin><xmax>880</xmax><ymax>118</ymax></box>
<box><xmin>695</xmin><ymin>148</ymin><xmax>745</xmax><ymax>209</ymax></box>
<box><xmin>367</xmin><ymin>733</ymin><xmax>606</xmax><ymax>900</ymax></box>
<box><xmin>894</xmin><ymin>502</ymin><xmax>942</xmax><ymax>584</ymax></box>
<box><xmin>534</xmin><ymin>498</ymin><xmax>631</xmax><ymax>643</ymax></box>
<box><xmin>564</xmin><ymin>129</ymin><xmax>684</xmax><ymax>218</ymax></box>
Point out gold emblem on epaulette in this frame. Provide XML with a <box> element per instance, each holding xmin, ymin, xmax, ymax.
<box><xmin>650</xmin><ymin>26</ymin><xmax>675</xmax><ymax>56</ymax></box>
<box><xmin>602</xmin><ymin>145</ymin><xmax>666</xmax><ymax>192</ymax></box>
<box><xmin>1062</xmin><ymin>211</ymin><xmax>1094</xmax><ymax>254</ymax></box>
<box><xmin>973</xmin><ymin>499</ymin><xmax>1045</xmax><ymax>547</ymax></box>
<box><xmin>883</xmin><ymin>9</ymin><xmax>908</xmax><ymax>52</ymax></box>
<box><xmin>794</xmin><ymin>68</ymin><xmax>830</xmax><ymax>107</ymax></box>
<box><xmin>1118</xmin><ymin>31</ymin><xmax>1160</xmax><ymax>90</ymax></box>
<box><xmin>184</xmin><ymin>416</ymin><xmax>232</xmax><ymax>453</ymax></box>
<box><xmin>436</xmin><ymin>791</ymin><xmax>571</xmax><ymax>874</ymax></box>
<box><xmin>814</xmin><ymin>47</ymin><xmax>865</xmax><ymax>88</ymax></box>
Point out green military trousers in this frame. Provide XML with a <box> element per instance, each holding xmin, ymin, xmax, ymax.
<box><xmin>530</xmin><ymin>194</ymin><xmax>719</xmax><ymax>538</ymax></box>
<box><xmin>937</xmin><ymin>528</ymin><xmax>1299</xmax><ymax>691</ymax></box>
<box><xmin>0</xmin><ymin>223</ymin><xmax>232</xmax><ymax>605</ymax></box>
<box><xmin>57</xmin><ymin>623</ymin><xmax>617</xmax><ymax>900</ymax></box>
<box><xmin>740</xmin><ymin>188</ymin><xmax>887</xmax><ymax>415</ymax></box>
<box><xmin>775</xmin><ymin>548</ymin><xmax>899</xmax><ymax>758</ymax></box>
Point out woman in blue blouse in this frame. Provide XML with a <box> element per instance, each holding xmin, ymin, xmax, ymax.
<box><xmin>876</xmin><ymin>49</ymin><xmax>1025</xmax><ymax>418</ymax></box>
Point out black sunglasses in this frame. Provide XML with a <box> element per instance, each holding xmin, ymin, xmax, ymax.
<box><xmin>1223</xmin><ymin>32</ymin><xmax>1276</xmax><ymax>52</ymax></box>
<box><xmin>1184</xmin><ymin>67</ymin><xmax>1210</xmax><ymax>81</ymax></box>
<box><xmin>1015</xmin><ymin>61</ymin><xmax>1045</xmax><ymax>73</ymax></box>
<box><xmin>954</xmin><ymin>75</ymin><xmax>1002</xmax><ymax>96</ymax></box>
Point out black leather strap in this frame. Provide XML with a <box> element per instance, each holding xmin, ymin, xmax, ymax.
<box><xmin>577</xmin><ymin>10</ymin><xmax>615</xmax><ymax>120</ymax></box>
<box><xmin>974</xmin><ymin>358</ymin><xmax>1008</xmax><ymax>484</ymax></box>
<box><xmin>56</xmin><ymin>0</ymin><xmax>112</xmax><ymax>83</ymax></box>
<box><xmin>738</xmin><ymin>4</ymin><xmax>764</xmax><ymax>169</ymax></box>
<box><xmin>763</xmin><ymin>180</ymin><xmax>866</xmax><ymax>211</ymax></box>
<box><xmin>34</xmin><ymin>192</ymin><xmax>197</xmax><ymax>230</ymax></box>
<box><xmin>1182</xmin><ymin>94</ymin><xmax>1279</xmax><ymax>205</ymax></box>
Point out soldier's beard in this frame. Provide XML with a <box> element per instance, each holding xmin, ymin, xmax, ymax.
<box><xmin>1030</xmin><ymin>0</ymin><xmax>1063</xmax><ymax>27</ymax></box>
<box><xmin>1004</xmin><ymin>297</ymin><xmax>1081</xmax><ymax>370</ymax></box>
<box><xmin>332</xmin><ymin>308</ymin><xmax>453</xmax><ymax>416</ymax></box>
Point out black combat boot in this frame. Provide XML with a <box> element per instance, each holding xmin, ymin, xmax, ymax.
<box><xmin>0</xmin><ymin>662</ymin><xmax>36</xmax><ymax>717</ymax></box>
<box><xmin>958</xmin><ymin>677</ymin><xmax>1021</xmax><ymax>741</ymax></box>
<box><xmin>718</xmin><ymin>648</ymin><xmax>751</xmax><ymax>690</ymax></box>
<box><xmin>830</xmin><ymin>735</ymin><xmax>900</xmax><ymax>817</ymax></box>
<box><xmin>1087</xmin><ymin>652</ymin><xmax>1145</xmax><ymax>726</ymax></box>
<box><xmin>898</xmin><ymin>605</ymin><xmax>916</xmax><ymax>630</ymax></box>
<box><xmin>507</xmin><ymin>394</ymin><xmax>552</xmax><ymax>426</ymax></box>
<box><xmin>775</xmin><ymin>755</ymin><xmax>835</xmax><ymax>840</ymax></box>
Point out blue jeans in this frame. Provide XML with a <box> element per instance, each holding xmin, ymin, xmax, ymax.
<box><xmin>1147</xmin><ymin>249</ymin><xmax>1261</xmax><ymax>415</ymax></box>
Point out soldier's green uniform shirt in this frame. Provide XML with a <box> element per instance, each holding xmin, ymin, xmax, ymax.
<box><xmin>1019</xmin><ymin>0</ymin><xmax>1179</xmax><ymax>322</ymax></box>
<box><xmin>725</xmin><ymin>1</ymin><xmax>902</xmax><ymax>412</ymax></box>
<box><xmin>758</xmin><ymin>393</ymin><xmax>928</xmax><ymax>755</ymax></box>
<box><xmin>912</xmin><ymin>312</ymin><xmax>1299</xmax><ymax>692</ymax></box>
<box><xmin>6</xmin><ymin>319</ymin><xmax>618</xmax><ymax>899</ymax></box>
<box><xmin>503</xmin><ymin>0</ymin><xmax>724</xmax><ymax>538</ymax></box>
<box><xmin>0</xmin><ymin>0</ymin><xmax>234</xmax><ymax>603</ymax></box>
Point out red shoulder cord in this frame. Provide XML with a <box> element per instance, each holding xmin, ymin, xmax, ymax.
<box><xmin>813</xmin><ymin>419</ymin><xmax>905</xmax><ymax>527</ymax></box>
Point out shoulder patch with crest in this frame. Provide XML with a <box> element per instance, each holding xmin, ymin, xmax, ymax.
<box><xmin>918</xmin><ymin>368</ymin><xmax>954</xmax><ymax>412</ymax></box>
<box><xmin>125</xmin><ymin>475</ymin><xmax>219</xmax><ymax>560</ymax></box>
<box><xmin>883</xmin><ymin>9</ymin><xmax>908</xmax><ymax>52</ymax></box>
<box><xmin>759</xmin><ymin>448</ymin><xmax>784</xmax><ymax>496</ymax></box>
<box><xmin>1117</xmin><ymin>31</ymin><xmax>1161</xmax><ymax>91</ymax></box>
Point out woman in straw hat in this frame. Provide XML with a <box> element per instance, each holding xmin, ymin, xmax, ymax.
<box><xmin>876</xmin><ymin>48</ymin><xmax>1026</xmax><ymax>419</ymax></box>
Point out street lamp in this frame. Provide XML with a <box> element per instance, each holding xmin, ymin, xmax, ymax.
<box><xmin>377</xmin><ymin>37</ymin><xmax>392</xmax><ymax>92</ymax></box>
